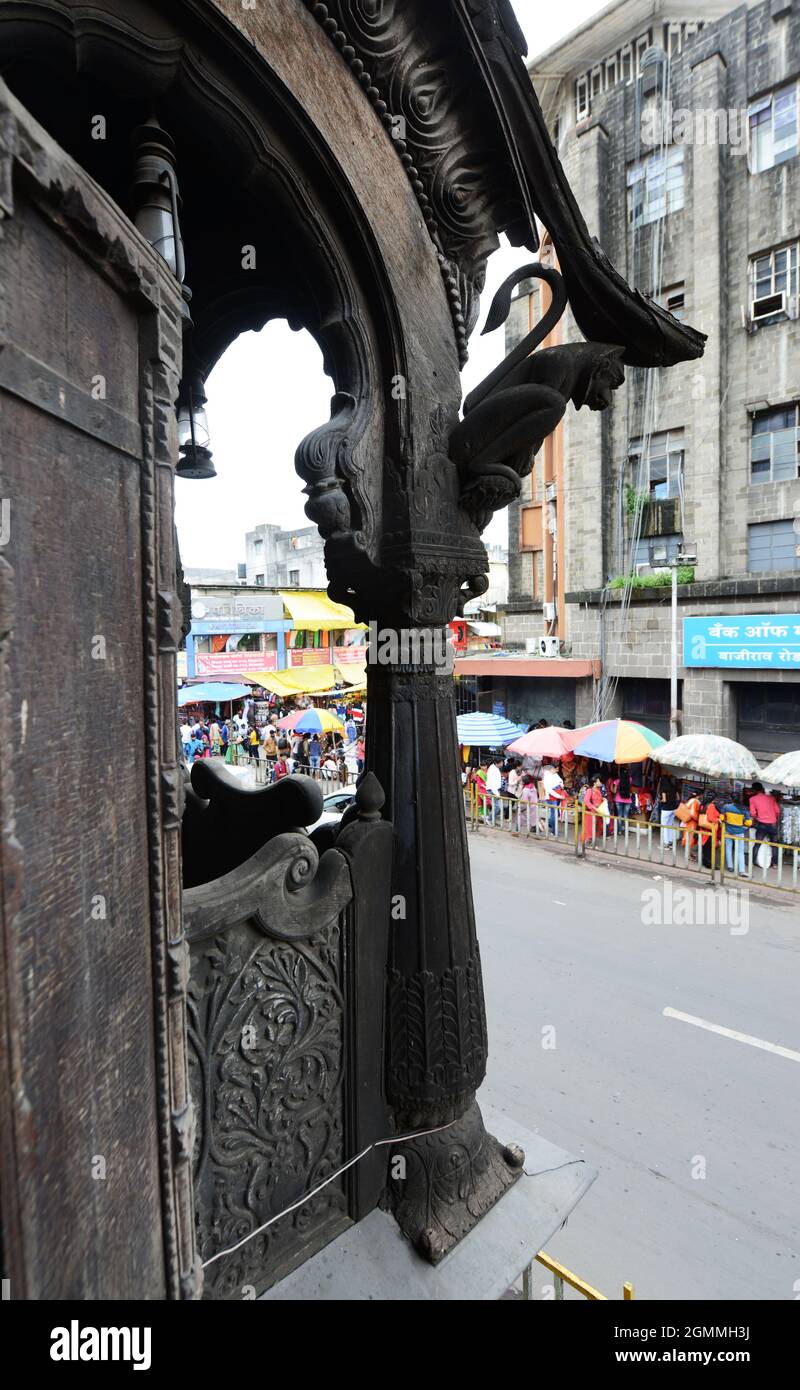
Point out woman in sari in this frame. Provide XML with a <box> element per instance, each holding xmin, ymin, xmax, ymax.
<box><xmin>470</xmin><ymin>763</ymin><xmax>488</xmax><ymax>818</ymax></box>
<box><xmin>583</xmin><ymin>776</ymin><xmax>606</xmax><ymax>843</ymax></box>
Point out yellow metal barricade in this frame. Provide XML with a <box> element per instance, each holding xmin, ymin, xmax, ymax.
<box><xmin>522</xmin><ymin>1251</ymin><xmax>634</xmax><ymax>1301</ymax></box>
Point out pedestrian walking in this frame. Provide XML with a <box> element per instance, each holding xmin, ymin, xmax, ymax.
<box><xmin>657</xmin><ymin>773</ymin><xmax>680</xmax><ymax>849</ymax></box>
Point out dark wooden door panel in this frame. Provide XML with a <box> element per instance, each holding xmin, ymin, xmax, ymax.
<box><xmin>0</xmin><ymin>85</ymin><xmax>195</xmax><ymax>1299</ymax></box>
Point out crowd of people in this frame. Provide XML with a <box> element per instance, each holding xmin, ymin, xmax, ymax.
<box><xmin>467</xmin><ymin>752</ymin><xmax>648</xmax><ymax>839</ymax></box>
<box><xmin>466</xmin><ymin>736</ymin><xmax>785</xmax><ymax>875</ymax></box>
<box><xmin>179</xmin><ymin>707</ymin><xmax>365</xmax><ymax>784</ymax></box>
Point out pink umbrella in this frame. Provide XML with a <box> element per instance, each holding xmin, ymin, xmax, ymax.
<box><xmin>507</xmin><ymin>726</ymin><xmax>575</xmax><ymax>758</ymax></box>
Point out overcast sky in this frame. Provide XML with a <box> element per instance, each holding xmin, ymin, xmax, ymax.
<box><xmin>174</xmin><ymin>0</ymin><xmax>603</xmax><ymax>569</ymax></box>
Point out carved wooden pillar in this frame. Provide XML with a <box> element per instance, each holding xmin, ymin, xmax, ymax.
<box><xmin>368</xmin><ymin>647</ymin><xmax>523</xmax><ymax>1261</ymax></box>
<box><xmin>352</xmin><ymin>401</ymin><xmax>527</xmax><ymax>1259</ymax></box>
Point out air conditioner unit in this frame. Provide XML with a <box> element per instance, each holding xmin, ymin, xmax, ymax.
<box><xmin>635</xmin><ymin>562</ymin><xmax>653</xmax><ymax>577</ymax></box>
<box><xmin>752</xmin><ymin>291</ymin><xmax>786</xmax><ymax>321</ymax></box>
<box><xmin>538</xmin><ymin>636</ymin><xmax>560</xmax><ymax>658</ymax></box>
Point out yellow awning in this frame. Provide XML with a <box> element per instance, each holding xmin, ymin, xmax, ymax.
<box><xmin>249</xmin><ymin>663</ymin><xmax>368</xmax><ymax>697</ymax></box>
<box><xmin>280</xmin><ymin>590</ymin><xmax>366</xmax><ymax>630</ymax></box>
<box><xmin>338</xmin><ymin>664</ymin><xmax>367</xmax><ymax>689</ymax></box>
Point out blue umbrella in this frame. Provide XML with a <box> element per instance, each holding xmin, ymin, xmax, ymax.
<box><xmin>177</xmin><ymin>683</ymin><xmax>251</xmax><ymax>706</ymax></box>
<box><xmin>456</xmin><ymin>712</ymin><xmax>526</xmax><ymax>746</ymax></box>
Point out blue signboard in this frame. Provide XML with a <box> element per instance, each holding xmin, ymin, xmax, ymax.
<box><xmin>683</xmin><ymin>613</ymin><xmax>800</xmax><ymax>669</ymax></box>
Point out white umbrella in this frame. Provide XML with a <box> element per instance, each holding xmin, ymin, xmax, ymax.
<box><xmin>652</xmin><ymin>734</ymin><xmax>762</xmax><ymax>781</ymax></box>
<box><xmin>759</xmin><ymin>751</ymin><xmax>800</xmax><ymax>789</ymax></box>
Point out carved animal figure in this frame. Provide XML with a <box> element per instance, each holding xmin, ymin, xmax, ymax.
<box><xmin>449</xmin><ymin>263</ymin><xmax>626</xmax><ymax>528</ymax></box>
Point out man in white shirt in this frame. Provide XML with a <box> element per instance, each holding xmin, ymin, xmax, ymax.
<box><xmin>485</xmin><ymin>760</ymin><xmax>502</xmax><ymax>796</ymax></box>
<box><xmin>541</xmin><ymin>762</ymin><xmax>565</xmax><ymax>835</ymax></box>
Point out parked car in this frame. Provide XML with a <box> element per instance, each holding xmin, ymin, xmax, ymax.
<box><xmin>310</xmin><ymin>788</ymin><xmax>357</xmax><ymax>830</ymax></box>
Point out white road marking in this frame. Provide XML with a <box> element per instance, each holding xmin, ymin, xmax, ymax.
<box><xmin>554</xmin><ymin>900</ymin><xmax>567</xmax><ymax>906</ymax></box>
<box><xmin>663</xmin><ymin>1007</ymin><xmax>800</xmax><ymax>1064</ymax></box>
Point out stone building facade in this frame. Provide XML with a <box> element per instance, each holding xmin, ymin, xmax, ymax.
<box><xmin>245</xmin><ymin>521</ymin><xmax>327</xmax><ymax>588</ymax></box>
<box><xmin>506</xmin><ymin>0</ymin><xmax>800</xmax><ymax>756</ymax></box>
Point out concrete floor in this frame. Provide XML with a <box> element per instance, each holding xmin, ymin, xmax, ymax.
<box><xmin>471</xmin><ymin>830</ymin><xmax>800</xmax><ymax>1301</ymax></box>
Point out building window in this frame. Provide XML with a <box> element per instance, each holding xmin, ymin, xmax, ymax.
<box><xmin>606</xmin><ymin>57</ymin><xmax>617</xmax><ymax>88</ymax></box>
<box><xmin>666</xmin><ymin>22</ymin><xmax>683</xmax><ymax>56</ymax></box>
<box><xmin>620</xmin><ymin>46</ymin><xmax>633</xmax><ymax>83</ymax></box>
<box><xmin>629</xmin><ymin>429</ymin><xmax>685</xmax><ymax>500</ymax></box>
<box><xmin>505</xmin><ymin>291</ymin><xmax>531</xmax><ymax>352</ymax></box>
<box><xmin>254</xmin><ymin>573</ymin><xmax>265</xmax><ymax>586</ymax></box>
<box><xmin>738</xmin><ymin>683</ymin><xmax>800</xmax><ymax>756</ymax></box>
<box><xmin>749</xmin><ymin>82</ymin><xmax>799</xmax><ymax>172</ymax></box>
<box><xmin>657</xmin><ymin>283</ymin><xmax>686</xmax><ymax>321</ymax></box>
<box><xmin>576</xmin><ymin>74</ymin><xmax>589</xmax><ymax>121</ymax></box>
<box><xmin>749</xmin><ymin>243</ymin><xmax>798</xmax><ymax>321</ymax></box>
<box><xmin>254</xmin><ymin>536</ymin><xmax>263</xmax><ymax>548</ymax></box>
<box><xmin>620</xmin><ymin>677</ymin><xmax>677</xmax><ymax>740</ymax></box>
<box><xmin>635</xmin><ymin>34</ymin><xmax>650</xmax><ymax>75</ymax></box>
<box><xmin>750</xmin><ymin>404</ymin><xmax>800</xmax><ymax>483</ymax></box>
<box><xmin>747</xmin><ymin>519</ymin><xmax>800</xmax><ymax>572</ymax></box>
<box><xmin>288</xmin><ymin>568</ymin><xmax>300</xmax><ymax>586</ymax></box>
<box><xmin>627</xmin><ymin>147</ymin><xmax>684</xmax><ymax>227</ymax></box>
<box><xmin>633</xmin><ymin>533</ymin><xmax>683</xmax><ymax>568</ymax></box>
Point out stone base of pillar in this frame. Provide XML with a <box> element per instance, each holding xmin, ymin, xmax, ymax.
<box><xmin>386</xmin><ymin>1099</ymin><xmax>524</xmax><ymax>1264</ymax></box>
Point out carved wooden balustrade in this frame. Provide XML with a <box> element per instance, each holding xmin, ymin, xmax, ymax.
<box><xmin>182</xmin><ymin>766</ymin><xmax>392</xmax><ymax>1299</ymax></box>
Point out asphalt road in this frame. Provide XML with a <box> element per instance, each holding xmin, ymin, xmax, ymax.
<box><xmin>470</xmin><ymin>830</ymin><xmax>800</xmax><ymax>1301</ymax></box>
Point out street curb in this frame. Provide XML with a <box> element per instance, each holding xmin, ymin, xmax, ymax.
<box><xmin>467</xmin><ymin>822</ymin><xmax>796</xmax><ymax>913</ymax></box>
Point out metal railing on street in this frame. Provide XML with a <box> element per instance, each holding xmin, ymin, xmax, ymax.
<box><xmin>522</xmin><ymin>1250</ymin><xmax>634</xmax><ymax>1301</ymax></box>
<box><xmin>464</xmin><ymin>784</ymin><xmax>800</xmax><ymax>895</ymax></box>
<box><xmin>186</xmin><ymin>747</ymin><xmax>354</xmax><ymax>789</ymax></box>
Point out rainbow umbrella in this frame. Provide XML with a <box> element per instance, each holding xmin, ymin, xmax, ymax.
<box><xmin>278</xmin><ymin>708</ymin><xmax>344</xmax><ymax>734</ymax></box>
<box><xmin>571</xmin><ymin>719</ymin><xmax>665</xmax><ymax>764</ymax></box>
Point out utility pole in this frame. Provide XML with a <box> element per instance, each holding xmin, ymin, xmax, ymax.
<box><xmin>670</xmin><ymin>560</ymin><xmax>679</xmax><ymax>741</ymax></box>
<box><xmin>670</xmin><ymin>544</ymin><xmax>697</xmax><ymax>741</ymax></box>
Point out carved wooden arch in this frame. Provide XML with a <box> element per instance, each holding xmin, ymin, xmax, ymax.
<box><xmin>0</xmin><ymin>0</ymin><xmax>418</xmax><ymax>574</ymax></box>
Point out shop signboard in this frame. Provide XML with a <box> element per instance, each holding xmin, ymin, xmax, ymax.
<box><xmin>196</xmin><ymin>651</ymin><xmax>278</xmax><ymax>674</ymax></box>
<box><xmin>290</xmin><ymin>648</ymin><xmax>332</xmax><ymax>666</ymax></box>
<box><xmin>190</xmin><ymin>590</ymin><xmax>284</xmax><ymax>622</ymax></box>
<box><xmin>683</xmin><ymin>614</ymin><xmax>800</xmax><ymax>669</ymax></box>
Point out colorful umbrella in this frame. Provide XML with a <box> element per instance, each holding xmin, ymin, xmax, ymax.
<box><xmin>571</xmin><ymin>719</ymin><xmax>665</xmax><ymax>764</ymax></box>
<box><xmin>456</xmin><ymin>712</ymin><xmax>527</xmax><ymax>746</ymax></box>
<box><xmin>278</xmin><ymin>708</ymin><xmax>344</xmax><ymax>734</ymax></box>
<box><xmin>759</xmin><ymin>751</ymin><xmax>800</xmax><ymax>789</ymax></box>
<box><xmin>507</xmin><ymin>726</ymin><xmax>575</xmax><ymax>758</ymax></box>
<box><xmin>653</xmin><ymin>734</ymin><xmax>761</xmax><ymax>780</ymax></box>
